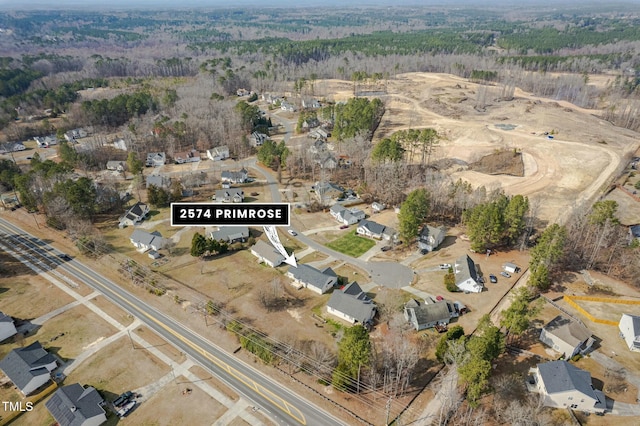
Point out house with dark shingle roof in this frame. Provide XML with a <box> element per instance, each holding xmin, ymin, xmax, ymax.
<box><xmin>286</xmin><ymin>264</ymin><xmax>338</xmax><ymax>294</ymax></box>
<box><xmin>46</xmin><ymin>383</ymin><xmax>107</xmax><ymax>426</ymax></box>
<box><xmin>118</xmin><ymin>201</ymin><xmax>149</xmax><ymax>228</ymax></box>
<box><xmin>528</xmin><ymin>360</ymin><xmax>606</xmax><ymax>414</ymax></box>
<box><xmin>404</xmin><ymin>299</ymin><xmax>455</xmax><ymax>331</ymax></box>
<box><xmin>0</xmin><ymin>341</ymin><xmax>56</xmax><ymax>395</ymax></box>
<box><xmin>0</xmin><ymin>311</ymin><xmax>17</xmax><ymax>342</ymax></box>
<box><xmin>210</xmin><ymin>226</ymin><xmax>250</xmax><ymax>244</ymax></box>
<box><xmin>619</xmin><ymin>313</ymin><xmax>640</xmax><ymax>352</ymax></box>
<box><xmin>454</xmin><ymin>254</ymin><xmax>483</xmax><ymax>293</ymax></box>
<box><xmin>539</xmin><ymin>316</ymin><xmax>594</xmax><ymax>358</ymax></box>
<box><xmin>250</xmin><ymin>240</ymin><xmax>284</xmax><ymax>268</ymax></box>
<box><xmin>326</xmin><ymin>282</ymin><xmax>376</xmax><ymax>325</ymax></box>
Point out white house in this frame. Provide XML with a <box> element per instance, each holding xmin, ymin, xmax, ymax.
<box><xmin>213</xmin><ymin>189</ymin><xmax>244</xmax><ymax>203</ymax></box>
<box><xmin>418</xmin><ymin>225</ymin><xmax>446</xmax><ymax>252</ymax></box>
<box><xmin>221</xmin><ymin>168</ymin><xmax>249</xmax><ymax>184</ymax></box>
<box><xmin>146</xmin><ymin>152</ymin><xmax>166</xmax><ymax>167</ymax></box>
<box><xmin>206</xmin><ymin>146</ymin><xmax>230</xmax><ymax>161</ymax></box>
<box><xmin>527</xmin><ymin>361</ymin><xmax>606</xmax><ymax>414</ymax></box>
<box><xmin>130</xmin><ymin>229</ymin><xmax>167</xmax><ymax>253</ymax></box>
<box><xmin>34</xmin><ymin>135</ymin><xmax>58</xmax><ymax>148</ymax></box>
<box><xmin>118</xmin><ymin>201</ymin><xmax>149</xmax><ymax>228</ymax></box>
<box><xmin>0</xmin><ymin>341</ymin><xmax>57</xmax><ymax>396</ymax></box>
<box><xmin>619</xmin><ymin>313</ymin><xmax>640</xmax><ymax>352</ymax></box>
<box><xmin>539</xmin><ymin>316</ymin><xmax>594</xmax><ymax>358</ymax></box>
<box><xmin>357</xmin><ymin>220</ymin><xmax>386</xmax><ymax>240</ymax></box>
<box><xmin>250</xmin><ymin>240</ymin><xmax>285</xmax><ymax>268</ymax></box>
<box><xmin>286</xmin><ymin>264</ymin><xmax>338</xmax><ymax>294</ymax></box>
<box><xmin>326</xmin><ymin>282</ymin><xmax>376</xmax><ymax>325</ymax></box>
<box><xmin>0</xmin><ymin>142</ymin><xmax>26</xmax><ymax>153</ymax></box>
<box><xmin>146</xmin><ymin>175</ymin><xmax>171</xmax><ymax>189</ymax></box>
<box><xmin>371</xmin><ymin>202</ymin><xmax>386</xmax><ymax>213</ymax></box>
<box><xmin>46</xmin><ymin>383</ymin><xmax>107</xmax><ymax>426</ymax></box>
<box><xmin>0</xmin><ymin>312</ymin><xmax>17</xmax><ymax>342</ymax></box>
<box><xmin>454</xmin><ymin>255</ymin><xmax>483</xmax><ymax>293</ymax></box>
<box><xmin>106</xmin><ymin>160</ymin><xmax>125</xmax><ymax>172</ymax></box>
<box><xmin>249</xmin><ymin>132</ymin><xmax>269</xmax><ymax>147</ymax></box>
<box><xmin>64</xmin><ymin>128</ymin><xmax>87</xmax><ymax>142</ymax></box>
<box><xmin>330</xmin><ymin>205</ymin><xmax>365</xmax><ymax>226</ymax></box>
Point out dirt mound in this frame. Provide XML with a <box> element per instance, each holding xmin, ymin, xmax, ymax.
<box><xmin>470</xmin><ymin>150</ymin><xmax>524</xmax><ymax>177</ymax></box>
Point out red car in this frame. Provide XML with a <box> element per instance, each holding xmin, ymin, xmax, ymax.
<box><xmin>436</xmin><ymin>295</ymin><xmax>444</xmax><ymax>301</ymax></box>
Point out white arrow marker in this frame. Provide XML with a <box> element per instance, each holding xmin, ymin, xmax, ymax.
<box><xmin>263</xmin><ymin>226</ymin><xmax>297</xmax><ymax>267</ymax></box>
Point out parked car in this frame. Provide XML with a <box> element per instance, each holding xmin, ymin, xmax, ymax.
<box><xmin>489</xmin><ymin>274</ymin><xmax>497</xmax><ymax>283</ymax></box>
<box><xmin>117</xmin><ymin>400</ymin><xmax>136</xmax><ymax>418</ymax></box>
<box><xmin>287</xmin><ymin>229</ymin><xmax>297</xmax><ymax>236</ymax></box>
<box><xmin>500</xmin><ymin>271</ymin><xmax>511</xmax><ymax>278</ymax></box>
<box><xmin>439</xmin><ymin>263</ymin><xmax>451</xmax><ymax>270</ymax></box>
<box><xmin>58</xmin><ymin>253</ymin><xmax>71</xmax><ymax>261</ymax></box>
<box><xmin>113</xmin><ymin>391</ymin><xmax>134</xmax><ymax>408</ymax></box>
<box><xmin>436</xmin><ymin>295</ymin><xmax>444</xmax><ymax>301</ymax></box>
<box><xmin>381</xmin><ymin>246</ymin><xmax>392</xmax><ymax>252</ymax></box>
<box><xmin>339</xmin><ymin>225</ymin><xmax>349</xmax><ymax>229</ymax></box>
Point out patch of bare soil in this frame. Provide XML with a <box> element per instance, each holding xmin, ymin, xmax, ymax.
<box><xmin>470</xmin><ymin>149</ymin><xmax>525</xmax><ymax>177</ymax></box>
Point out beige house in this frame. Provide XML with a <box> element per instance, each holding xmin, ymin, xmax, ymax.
<box><xmin>528</xmin><ymin>361</ymin><xmax>606</xmax><ymax>414</ymax></box>
<box><xmin>539</xmin><ymin>316</ymin><xmax>594</xmax><ymax>358</ymax></box>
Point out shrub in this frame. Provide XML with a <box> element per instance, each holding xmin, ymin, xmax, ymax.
<box><xmin>444</xmin><ymin>272</ymin><xmax>458</xmax><ymax>292</ymax></box>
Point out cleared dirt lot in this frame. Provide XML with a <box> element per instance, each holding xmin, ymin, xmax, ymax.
<box><xmin>67</xmin><ymin>336</ymin><xmax>171</xmax><ymax>398</ymax></box>
<box><xmin>128</xmin><ymin>375</ymin><xmax>227</xmax><ymax>425</ymax></box>
<box><xmin>323</xmin><ymin>73</ymin><xmax>640</xmax><ymax>224</ymax></box>
<box><xmin>0</xmin><ymin>253</ymin><xmax>75</xmax><ymax>324</ymax></box>
<box><xmin>19</xmin><ymin>304</ymin><xmax>118</xmax><ymax>362</ymax></box>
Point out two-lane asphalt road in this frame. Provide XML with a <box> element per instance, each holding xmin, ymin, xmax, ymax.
<box><xmin>0</xmin><ymin>217</ymin><xmax>344</xmax><ymax>426</ymax></box>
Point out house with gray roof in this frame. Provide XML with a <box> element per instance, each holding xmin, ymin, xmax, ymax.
<box><xmin>0</xmin><ymin>341</ymin><xmax>56</xmax><ymax>395</ymax></box>
<box><xmin>34</xmin><ymin>135</ymin><xmax>58</xmax><ymax>148</ymax></box>
<box><xmin>357</xmin><ymin>220</ymin><xmax>387</xmax><ymax>240</ymax></box>
<box><xmin>454</xmin><ymin>254</ymin><xmax>483</xmax><ymax>293</ymax></box>
<box><xmin>207</xmin><ymin>145</ymin><xmax>230</xmax><ymax>161</ymax></box>
<box><xmin>130</xmin><ymin>229</ymin><xmax>166</xmax><ymax>253</ymax></box>
<box><xmin>213</xmin><ymin>188</ymin><xmax>244</xmax><ymax>203</ymax></box>
<box><xmin>221</xmin><ymin>169</ymin><xmax>249</xmax><ymax>184</ymax></box>
<box><xmin>528</xmin><ymin>360</ymin><xmax>606</xmax><ymax>414</ymax></box>
<box><xmin>118</xmin><ymin>201</ymin><xmax>149</xmax><ymax>228</ymax></box>
<box><xmin>146</xmin><ymin>175</ymin><xmax>171</xmax><ymax>189</ymax></box>
<box><xmin>418</xmin><ymin>225</ymin><xmax>446</xmax><ymax>252</ymax></box>
<box><xmin>210</xmin><ymin>226</ymin><xmax>250</xmax><ymax>244</ymax></box>
<box><xmin>145</xmin><ymin>152</ymin><xmax>166</xmax><ymax>167</ymax></box>
<box><xmin>619</xmin><ymin>313</ymin><xmax>640</xmax><ymax>352</ymax></box>
<box><xmin>314</xmin><ymin>181</ymin><xmax>344</xmax><ymax>202</ymax></box>
<box><xmin>46</xmin><ymin>383</ymin><xmax>107</xmax><ymax>426</ymax></box>
<box><xmin>404</xmin><ymin>299</ymin><xmax>455</xmax><ymax>331</ymax></box>
<box><xmin>106</xmin><ymin>161</ymin><xmax>125</xmax><ymax>172</ymax></box>
<box><xmin>64</xmin><ymin>128</ymin><xmax>87</xmax><ymax>142</ymax></box>
<box><xmin>250</xmin><ymin>240</ymin><xmax>284</xmax><ymax>268</ymax></box>
<box><xmin>286</xmin><ymin>264</ymin><xmax>338</xmax><ymax>294</ymax></box>
<box><xmin>326</xmin><ymin>282</ymin><xmax>376</xmax><ymax>325</ymax></box>
<box><xmin>0</xmin><ymin>142</ymin><xmax>26</xmax><ymax>154</ymax></box>
<box><xmin>330</xmin><ymin>205</ymin><xmax>365</xmax><ymax>226</ymax></box>
<box><xmin>540</xmin><ymin>315</ymin><xmax>594</xmax><ymax>358</ymax></box>
<box><xmin>0</xmin><ymin>311</ymin><xmax>17</xmax><ymax>342</ymax></box>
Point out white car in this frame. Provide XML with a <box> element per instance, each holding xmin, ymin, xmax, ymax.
<box><xmin>288</xmin><ymin>229</ymin><xmax>297</xmax><ymax>236</ymax></box>
<box><xmin>439</xmin><ymin>264</ymin><xmax>451</xmax><ymax>270</ymax></box>
<box><xmin>117</xmin><ymin>400</ymin><xmax>136</xmax><ymax>418</ymax></box>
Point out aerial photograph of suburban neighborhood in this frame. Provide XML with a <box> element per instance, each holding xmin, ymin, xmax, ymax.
<box><xmin>1</xmin><ymin>0</ymin><xmax>640</xmax><ymax>425</ymax></box>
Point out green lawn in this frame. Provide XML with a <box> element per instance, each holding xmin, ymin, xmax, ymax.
<box><xmin>325</xmin><ymin>230</ymin><xmax>376</xmax><ymax>257</ymax></box>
